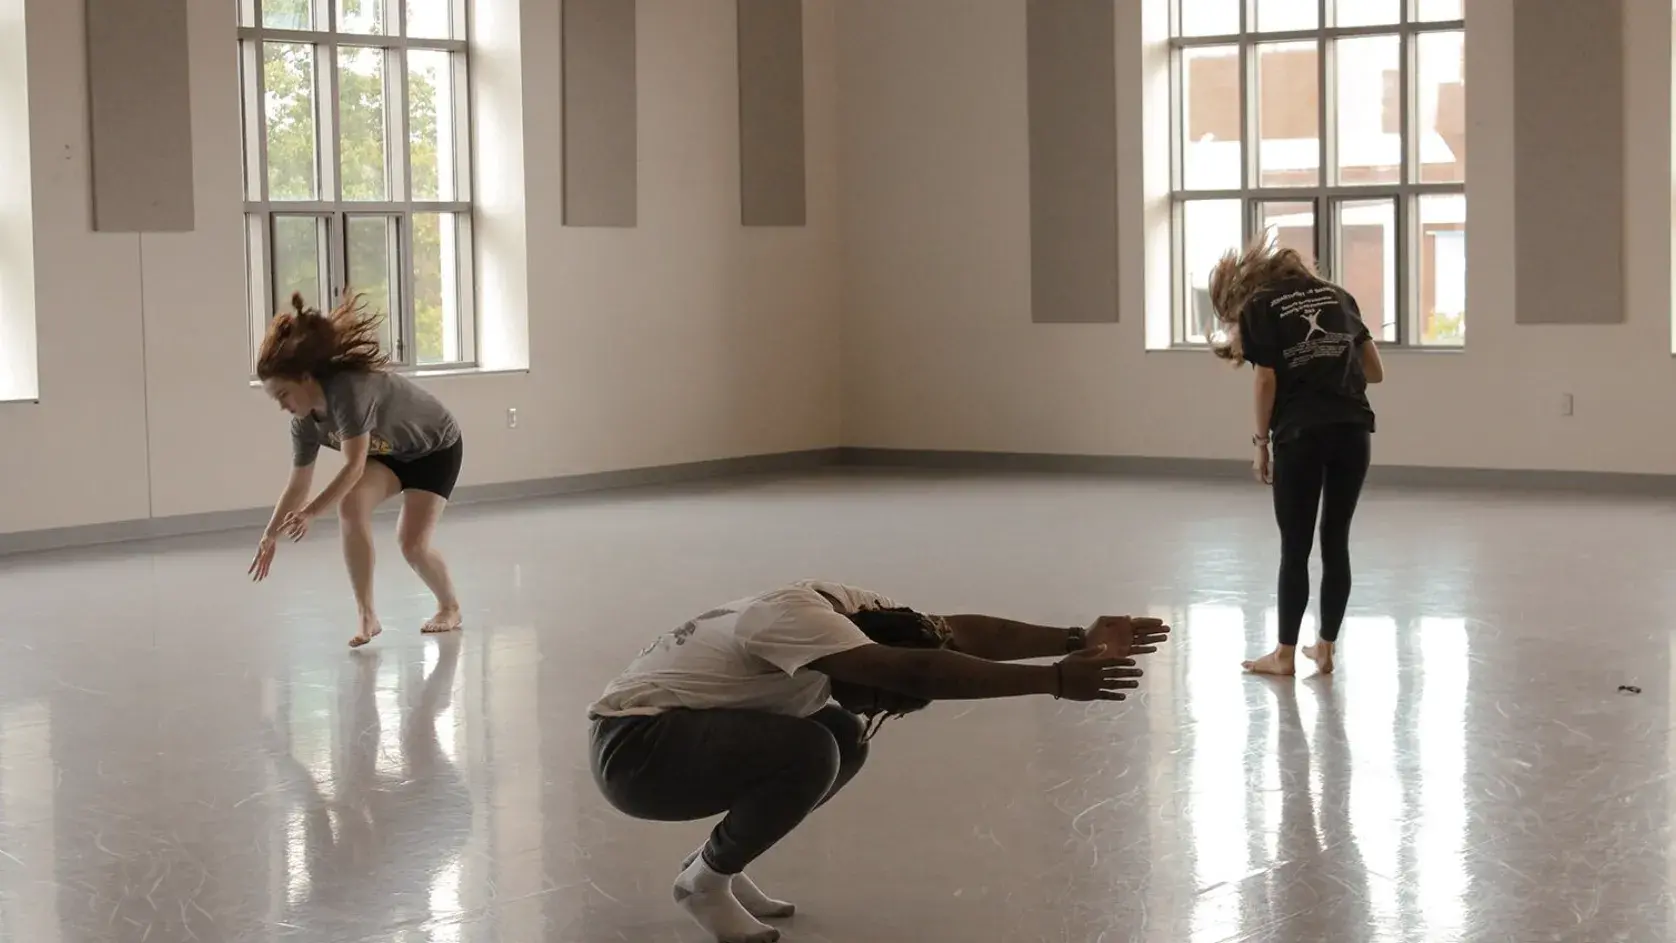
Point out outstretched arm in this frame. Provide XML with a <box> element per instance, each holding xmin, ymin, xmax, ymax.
<box><xmin>263</xmin><ymin>463</ymin><xmax>316</xmax><ymax>541</ymax></box>
<box><xmin>939</xmin><ymin>614</ymin><xmax>1172</xmax><ymax>662</ymax></box>
<box><xmin>939</xmin><ymin>615</ymin><xmax>1079</xmax><ymax>662</ymax></box>
<box><xmin>301</xmin><ymin>433</ymin><xmax>371</xmax><ymax>517</ymax></box>
<box><xmin>810</xmin><ymin>645</ymin><xmax>1140</xmax><ymax>703</ymax></box>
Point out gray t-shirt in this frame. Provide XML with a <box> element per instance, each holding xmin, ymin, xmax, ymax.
<box><xmin>291</xmin><ymin>370</ymin><xmax>460</xmax><ymax>467</ymax></box>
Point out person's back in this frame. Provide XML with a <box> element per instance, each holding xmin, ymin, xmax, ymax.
<box><xmin>1238</xmin><ymin>276</ymin><xmax>1375</xmax><ymax>444</ymax></box>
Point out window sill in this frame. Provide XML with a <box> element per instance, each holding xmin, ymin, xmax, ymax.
<box><xmin>247</xmin><ymin>365</ymin><xmax>530</xmax><ymax>388</ymax></box>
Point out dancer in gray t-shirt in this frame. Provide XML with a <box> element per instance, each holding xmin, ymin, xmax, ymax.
<box><xmin>249</xmin><ymin>292</ymin><xmax>466</xmax><ymax>648</ymax></box>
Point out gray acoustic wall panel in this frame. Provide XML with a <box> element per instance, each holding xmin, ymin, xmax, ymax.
<box><xmin>86</xmin><ymin>0</ymin><xmax>196</xmax><ymax>232</ymax></box>
<box><xmin>737</xmin><ymin>0</ymin><xmax>806</xmax><ymax>226</ymax></box>
<box><xmin>563</xmin><ymin>0</ymin><xmax>638</xmax><ymax>227</ymax></box>
<box><xmin>1513</xmin><ymin>0</ymin><xmax>1624</xmax><ymax>324</ymax></box>
<box><xmin>1026</xmin><ymin>0</ymin><xmax>1117</xmax><ymax>323</ymax></box>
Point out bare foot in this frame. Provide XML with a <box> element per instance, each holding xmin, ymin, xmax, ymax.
<box><xmin>1304</xmin><ymin>641</ymin><xmax>1335</xmax><ymax>674</ymax></box>
<box><xmin>1242</xmin><ymin>648</ymin><xmax>1297</xmax><ymax>676</ymax></box>
<box><xmin>422</xmin><ymin>606</ymin><xmax>463</xmax><ymax>635</ymax></box>
<box><xmin>350</xmin><ymin>615</ymin><xmax>383</xmax><ymax>648</ymax></box>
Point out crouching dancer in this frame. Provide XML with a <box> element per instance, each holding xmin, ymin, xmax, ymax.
<box><xmin>586</xmin><ymin>579</ymin><xmax>1171</xmax><ymax>943</ymax></box>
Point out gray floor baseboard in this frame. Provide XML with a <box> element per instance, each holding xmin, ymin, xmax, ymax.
<box><xmin>837</xmin><ymin>447</ymin><xmax>1676</xmax><ymax>496</ymax></box>
<box><xmin>837</xmin><ymin>448</ymin><xmax>1251</xmax><ymax>480</ymax></box>
<box><xmin>0</xmin><ymin>448</ymin><xmax>841</xmax><ymax>557</ymax></box>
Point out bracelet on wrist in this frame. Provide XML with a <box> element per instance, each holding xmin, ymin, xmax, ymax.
<box><xmin>1252</xmin><ymin>434</ymin><xmax>1270</xmax><ymax>447</ymax></box>
<box><xmin>1064</xmin><ymin>625</ymin><xmax>1086</xmax><ymax>653</ymax></box>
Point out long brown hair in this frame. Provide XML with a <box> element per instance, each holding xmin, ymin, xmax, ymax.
<box><xmin>1207</xmin><ymin>232</ymin><xmax>1325</xmax><ymax>364</ymax></box>
<box><xmin>255</xmin><ymin>290</ymin><xmax>389</xmax><ymax>380</ymax></box>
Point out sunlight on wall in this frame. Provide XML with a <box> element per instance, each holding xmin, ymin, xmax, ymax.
<box><xmin>0</xmin><ymin>0</ymin><xmax>38</xmax><ymax>402</ymax></box>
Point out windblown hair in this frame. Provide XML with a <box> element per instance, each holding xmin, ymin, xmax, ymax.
<box><xmin>255</xmin><ymin>290</ymin><xmax>389</xmax><ymax>381</ymax></box>
<box><xmin>1207</xmin><ymin>232</ymin><xmax>1326</xmax><ymax>364</ymax></box>
<box><xmin>844</xmin><ymin>606</ymin><xmax>953</xmax><ymax>738</ymax></box>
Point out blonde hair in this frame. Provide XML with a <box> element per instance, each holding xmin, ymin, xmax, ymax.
<box><xmin>1207</xmin><ymin>232</ymin><xmax>1324</xmax><ymax>364</ymax></box>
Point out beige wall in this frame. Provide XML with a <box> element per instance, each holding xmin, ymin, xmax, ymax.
<box><xmin>837</xmin><ymin>0</ymin><xmax>1676</xmax><ymax>474</ymax></box>
<box><xmin>0</xmin><ymin>0</ymin><xmax>841</xmax><ymax>535</ymax></box>
<box><xmin>6</xmin><ymin>0</ymin><xmax>1674</xmax><ymax>540</ymax></box>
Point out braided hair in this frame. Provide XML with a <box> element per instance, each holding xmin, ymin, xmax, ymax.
<box><xmin>844</xmin><ymin>606</ymin><xmax>952</xmax><ymax>741</ymax></box>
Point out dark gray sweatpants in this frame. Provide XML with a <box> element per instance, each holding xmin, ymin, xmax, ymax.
<box><xmin>589</xmin><ymin>705</ymin><xmax>869</xmax><ymax>874</ymax></box>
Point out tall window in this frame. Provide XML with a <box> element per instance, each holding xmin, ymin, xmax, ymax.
<box><xmin>1170</xmin><ymin>0</ymin><xmax>1465</xmax><ymax>347</ymax></box>
<box><xmin>237</xmin><ymin>0</ymin><xmax>475</xmax><ymax>367</ymax></box>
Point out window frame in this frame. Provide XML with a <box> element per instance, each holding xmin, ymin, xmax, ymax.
<box><xmin>237</xmin><ymin>0</ymin><xmax>477</xmax><ymax>371</ymax></box>
<box><xmin>1168</xmin><ymin>0</ymin><xmax>1465</xmax><ymax>348</ymax></box>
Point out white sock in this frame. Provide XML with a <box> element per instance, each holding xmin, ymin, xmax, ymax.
<box><xmin>682</xmin><ymin>848</ymin><xmax>796</xmax><ymax>919</ymax></box>
<box><xmin>731</xmin><ymin>873</ymin><xmax>796</xmax><ymax>919</ymax></box>
<box><xmin>672</xmin><ymin>857</ymin><xmax>781</xmax><ymax>943</ymax></box>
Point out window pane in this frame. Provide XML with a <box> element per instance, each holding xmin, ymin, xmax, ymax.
<box><xmin>411</xmin><ymin>213</ymin><xmax>464</xmax><ymax>364</ymax></box>
<box><xmin>1417</xmin><ymin>31</ymin><xmax>1466</xmax><ymax>183</ymax></box>
<box><xmin>1257</xmin><ymin>41</ymin><xmax>1320</xmax><ymax>188</ymax></box>
<box><xmin>336</xmin><ymin>0</ymin><xmax>387</xmax><ymax>35</ymax></box>
<box><xmin>1334</xmin><ymin>35</ymin><xmax>1400</xmax><ymax>186</ymax></box>
<box><xmin>1181</xmin><ymin>200</ymin><xmax>1243</xmax><ymax>343</ymax></box>
<box><xmin>337</xmin><ymin>46</ymin><xmax>390</xmax><ymax>201</ymax></box>
<box><xmin>1180</xmin><ymin>46</ymin><xmax>1242</xmax><ymax>191</ymax></box>
<box><xmin>408</xmin><ymin>50</ymin><xmax>456</xmax><ymax>201</ymax></box>
<box><xmin>1257</xmin><ymin>0</ymin><xmax>1316</xmax><ymax>32</ymax></box>
<box><xmin>346</xmin><ymin>216</ymin><xmax>400</xmax><ymax>356</ymax></box>
<box><xmin>406</xmin><ymin>0</ymin><xmax>454</xmax><ymax>38</ymax></box>
<box><xmin>1418</xmin><ymin>194</ymin><xmax>1466</xmax><ymax>346</ymax></box>
<box><xmin>1335</xmin><ymin>199</ymin><xmax>1397</xmax><ymax>343</ymax></box>
<box><xmin>1177</xmin><ymin>0</ymin><xmax>1239</xmax><ymax>36</ymax></box>
<box><xmin>1333</xmin><ymin>0</ymin><xmax>1399</xmax><ymax>27</ymax></box>
<box><xmin>1260</xmin><ymin>201</ymin><xmax>1316</xmax><ymax>266</ymax></box>
<box><xmin>264</xmin><ymin>43</ymin><xmax>320</xmax><ymax>201</ymax></box>
<box><xmin>239</xmin><ymin>44</ymin><xmax>263</xmax><ymax>201</ymax></box>
<box><xmin>262</xmin><ymin>0</ymin><xmax>316</xmax><ymax>30</ymax></box>
<box><xmin>271</xmin><ymin>215</ymin><xmax>327</xmax><ymax>314</ymax></box>
<box><xmin>1416</xmin><ymin>0</ymin><xmax>1464</xmax><ymax>21</ymax></box>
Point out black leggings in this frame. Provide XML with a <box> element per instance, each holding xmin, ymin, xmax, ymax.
<box><xmin>1272</xmin><ymin>424</ymin><xmax>1371</xmax><ymax>646</ymax></box>
<box><xmin>590</xmin><ymin>705</ymin><xmax>868</xmax><ymax>875</ymax></box>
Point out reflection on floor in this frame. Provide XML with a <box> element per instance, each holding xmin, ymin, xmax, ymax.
<box><xmin>0</xmin><ymin>469</ymin><xmax>1671</xmax><ymax>942</ymax></box>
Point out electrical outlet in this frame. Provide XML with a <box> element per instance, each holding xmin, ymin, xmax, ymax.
<box><xmin>1559</xmin><ymin>393</ymin><xmax>1574</xmax><ymax>417</ymax></box>
<box><xmin>507</xmin><ymin>407</ymin><xmax>519</xmax><ymax>429</ymax></box>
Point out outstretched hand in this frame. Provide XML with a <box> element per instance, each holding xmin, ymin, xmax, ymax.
<box><xmin>249</xmin><ymin>536</ymin><xmax>277</xmax><ymax>582</ymax></box>
<box><xmin>1054</xmin><ymin>645</ymin><xmax>1143</xmax><ymax>701</ymax></box>
<box><xmin>1085</xmin><ymin>616</ymin><xmax>1171</xmax><ymax>658</ymax></box>
<box><xmin>279</xmin><ymin>508</ymin><xmax>315</xmax><ymax>542</ymax></box>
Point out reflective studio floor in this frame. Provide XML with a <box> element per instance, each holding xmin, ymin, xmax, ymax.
<box><xmin>0</xmin><ymin>468</ymin><xmax>1671</xmax><ymax>943</ymax></box>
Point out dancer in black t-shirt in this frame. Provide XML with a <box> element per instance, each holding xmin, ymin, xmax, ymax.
<box><xmin>1207</xmin><ymin>236</ymin><xmax>1386</xmax><ymax>676</ymax></box>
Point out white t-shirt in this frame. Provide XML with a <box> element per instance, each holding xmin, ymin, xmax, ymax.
<box><xmin>587</xmin><ymin>581</ymin><xmax>899</xmax><ymax>719</ymax></box>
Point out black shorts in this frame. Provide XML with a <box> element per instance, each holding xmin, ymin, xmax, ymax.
<box><xmin>370</xmin><ymin>437</ymin><xmax>464</xmax><ymax>499</ymax></box>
